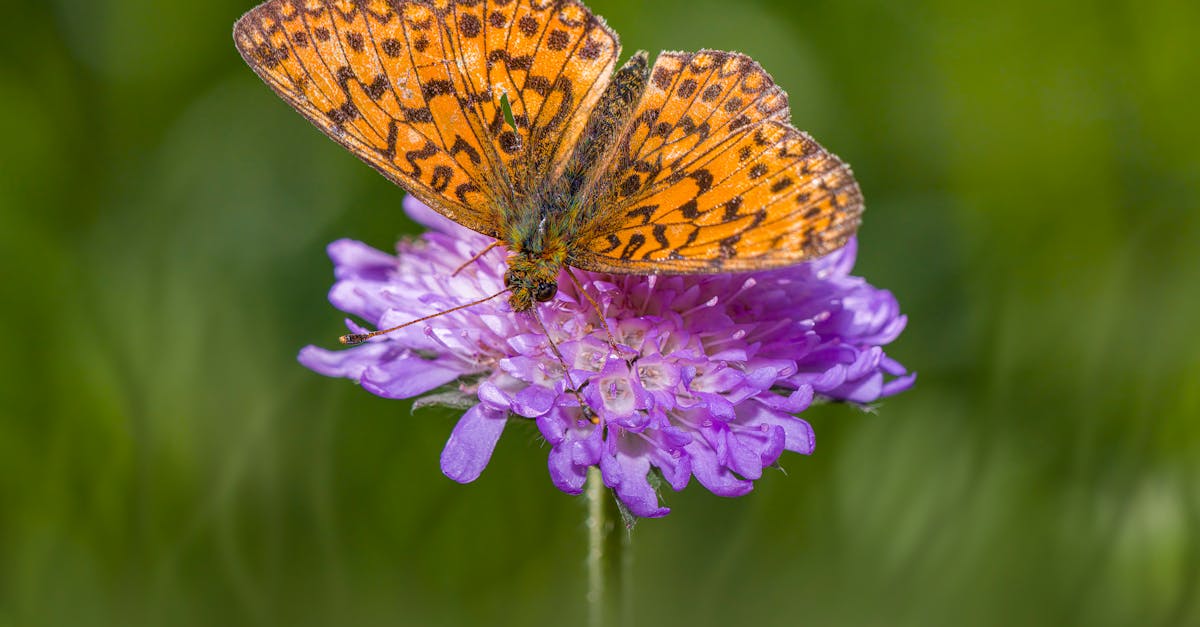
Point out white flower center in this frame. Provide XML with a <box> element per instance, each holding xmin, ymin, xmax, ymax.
<box><xmin>600</xmin><ymin>376</ymin><xmax>635</xmax><ymax>415</ymax></box>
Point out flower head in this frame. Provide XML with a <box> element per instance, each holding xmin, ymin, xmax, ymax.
<box><xmin>300</xmin><ymin>196</ymin><xmax>914</xmax><ymax>518</ymax></box>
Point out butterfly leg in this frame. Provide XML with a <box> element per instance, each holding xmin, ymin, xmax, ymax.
<box><xmin>452</xmin><ymin>241</ymin><xmax>502</xmax><ymax>277</ymax></box>
<box><xmin>565</xmin><ymin>267</ymin><xmax>620</xmax><ymax>355</ymax></box>
<box><xmin>531</xmin><ymin>306</ymin><xmax>599</xmax><ymax>425</ymax></box>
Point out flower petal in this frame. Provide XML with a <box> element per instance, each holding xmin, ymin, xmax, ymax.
<box><xmin>512</xmin><ymin>384</ymin><xmax>557</xmax><ymax>417</ymax></box>
<box><xmin>403</xmin><ymin>194</ymin><xmax>471</xmax><ymax>235</ymax></box>
<box><xmin>741</xmin><ymin>404</ymin><xmax>816</xmax><ymax>455</ymax></box>
<box><xmin>686</xmin><ymin>439</ymin><xmax>754</xmax><ymax>498</ymax></box>
<box><xmin>327</xmin><ymin>238</ymin><xmax>396</xmax><ymax>282</ymax></box>
<box><xmin>360</xmin><ymin>359</ymin><xmax>463</xmax><ymax>399</ymax></box>
<box><xmin>440</xmin><ymin>404</ymin><xmax>508</xmax><ymax>483</ymax></box>
<box><xmin>298</xmin><ymin>344</ymin><xmax>388</xmax><ymax>380</ymax></box>
<box><xmin>547</xmin><ymin>446</ymin><xmax>588</xmax><ymax>494</ymax></box>
<box><xmin>600</xmin><ymin>436</ymin><xmax>670</xmax><ymax>518</ymax></box>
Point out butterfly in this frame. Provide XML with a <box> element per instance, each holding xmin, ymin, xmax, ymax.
<box><xmin>234</xmin><ymin>0</ymin><xmax>863</xmax><ymax>341</ymax></box>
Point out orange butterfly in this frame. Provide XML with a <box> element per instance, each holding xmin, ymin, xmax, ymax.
<box><xmin>234</xmin><ymin>0</ymin><xmax>863</xmax><ymax>339</ymax></box>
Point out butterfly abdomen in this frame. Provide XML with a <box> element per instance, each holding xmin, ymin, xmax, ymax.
<box><xmin>562</xmin><ymin>51</ymin><xmax>650</xmax><ymax>198</ymax></box>
<box><xmin>494</xmin><ymin>35</ymin><xmax>629</xmax><ymax>310</ymax></box>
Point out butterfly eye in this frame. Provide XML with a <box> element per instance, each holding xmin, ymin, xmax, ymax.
<box><xmin>533</xmin><ymin>281</ymin><xmax>557</xmax><ymax>302</ymax></box>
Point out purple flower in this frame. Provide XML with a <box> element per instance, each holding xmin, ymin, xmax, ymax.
<box><xmin>300</xmin><ymin>196</ymin><xmax>914</xmax><ymax>518</ymax></box>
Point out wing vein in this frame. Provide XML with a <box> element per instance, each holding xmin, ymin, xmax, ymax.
<box><xmin>359</xmin><ymin>9</ymin><xmax>454</xmax><ymax>163</ymax></box>
<box><xmin>438</xmin><ymin>1</ymin><xmax>506</xmax><ymax>194</ymax></box>
<box><xmin>324</xmin><ymin>7</ymin><xmax>389</xmax><ymax>146</ymax></box>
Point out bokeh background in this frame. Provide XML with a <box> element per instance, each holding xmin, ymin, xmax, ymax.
<box><xmin>3</xmin><ymin>0</ymin><xmax>1198</xmax><ymax>625</ymax></box>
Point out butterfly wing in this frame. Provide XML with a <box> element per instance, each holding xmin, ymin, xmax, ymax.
<box><xmin>234</xmin><ymin>0</ymin><xmax>619</xmax><ymax>237</ymax></box>
<box><xmin>569</xmin><ymin>50</ymin><xmax>863</xmax><ymax>273</ymax></box>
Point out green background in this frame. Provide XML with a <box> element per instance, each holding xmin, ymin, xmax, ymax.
<box><xmin>3</xmin><ymin>0</ymin><xmax>1198</xmax><ymax>625</ymax></box>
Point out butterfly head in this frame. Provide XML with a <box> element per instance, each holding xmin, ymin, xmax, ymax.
<box><xmin>504</xmin><ymin>255</ymin><xmax>561</xmax><ymax>312</ymax></box>
<box><xmin>503</xmin><ymin>210</ymin><xmax>571</xmax><ymax>311</ymax></box>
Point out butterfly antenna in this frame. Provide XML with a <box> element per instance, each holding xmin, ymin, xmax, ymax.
<box><xmin>339</xmin><ymin>288</ymin><xmax>509</xmax><ymax>346</ymax></box>
<box><xmin>531</xmin><ymin>305</ymin><xmax>598</xmax><ymax>425</ymax></box>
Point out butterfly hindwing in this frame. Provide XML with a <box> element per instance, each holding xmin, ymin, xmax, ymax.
<box><xmin>234</xmin><ymin>0</ymin><xmax>620</xmax><ymax>236</ymax></box>
<box><xmin>571</xmin><ymin>50</ymin><xmax>863</xmax><ymax>273</ymax></box>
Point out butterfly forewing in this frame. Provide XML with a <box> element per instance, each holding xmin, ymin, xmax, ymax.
<box><xmin>571</xmin><ymin>50</ymin><xmax>863</xmax><ymax>274</ymax></box>
<box><xmin>234</xmin><ymin>0</ymin><xmax>620</xmax><ymax>236</ymax></box>
<box><xmin>421</xmin><ymin>0</ymin><xmax>620</xmax><ymax>193</ymax></box>
<box><xmin>473</xmin><ymin>0</ymin><xmax>620</xmax><ymax>189</ymax></box>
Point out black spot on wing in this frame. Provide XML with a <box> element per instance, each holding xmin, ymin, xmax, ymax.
<box><xmin>721</xmin><ymin>196</ymin><xmax>743</xmax><ymax>221</ymax></box>
<box><xmin>620</xmin><ymin>233</ymin><xmax>647</xmax><ymax>260</ymax></box>
<box><xmin>625</xmin><ymin>205</ymin><xmax>656</xmax><ymax>226</ymax></box>
<box><xmin>677</xmin><ymin>78</ymin><xmax>697</xmax><ymax>98</ymax></box>
<box><xmin>458</xmin><ymin>13</ymin><xmax>482</xmax><ymax>38</ymax></box>
<box><xmin>366</xmin><ymin>75</ymin><xmax>389</xmax><ymax>100</ymax></box>
<box><xmin>518</xmin><ymin>15</ymin><xmax>539</xmax><ymax>36</ymax></box>
<box><xmin>454</xmin><ymin>182</ymin><xmax>479</xmax><ymax>204</ymax></box>
<box><xmin>619</xmin><ymin>174</ymin><xmax>641</xmax><ymax>198</ymax></box>
<box><xmin>381</xmin><ymin>38</ymin><xmax>402</xmax><ymax>57</ymax></box>
<box><xmin>719</xmin><ymin>234</ymin><xmax>740</xmax><ymax>259</ymax></box>
<box><xmin>403</xmin><ymin>140</ymin><xmax>438</xmax><ymax>177</ymax></box>
<box><xmin>449</xmin><ymin>136</ymin><xmax>482</xmax><ymax>164</ymax></box>
<box><xmin>597</xmin><ymin>234</ymin><xmax>621</xmax><ymax>254</ymax></box>
<box><xmin>579</xmin><ymin>38</ymin><xmax>603</xmax><ymax>60</ymax></box>
<box><xmin>403</xmin><ymin>107</ymin><xmax>433</xmax><ymax>123</ymax></box>
<box><xmin>643</xmin><ymin>224</ymin><xmax>670</xmax><ymax>259</ymax></box>
<box><xmin>430</xmin><ymin>165</ymin><xmax>453</xmax><ymax>192</ymax></box>
<box><xmin>422</xmin><ymin>80</ymin><xmax>455</xmax><ymax>99</ymax></box>
<box><xmin>547</xmin><ymin>29</ymin><xmax>570</xmax><ymax>50</ymax></box>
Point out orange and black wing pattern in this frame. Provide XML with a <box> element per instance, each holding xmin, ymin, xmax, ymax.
<box><xmin>572</xmin><ymin>50</ymin><xmax>863</xmax><ymax>274</ymax></box>
<box><xmin>234</xmin><ymin>0</ymin><xmax>619</xmax><ymax>236</ymax></box>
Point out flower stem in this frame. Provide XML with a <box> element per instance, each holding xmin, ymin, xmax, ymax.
<box><xmin>586</xmin><ymin>465</ymin><xmax>606</xmax><ymax>627</ymax></box>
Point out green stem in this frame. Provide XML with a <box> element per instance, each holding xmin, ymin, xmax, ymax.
<box><xmin>586</xmin><ymin>466</ymin><xmax>606</xmax><ymax>627</ymax></box>
<box><xmin>620</xmin><ymin>516</ymin><xmax>634</xmax><ymax>626</ymax></box>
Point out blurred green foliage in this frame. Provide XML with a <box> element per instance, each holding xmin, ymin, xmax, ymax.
<box><xmin>2</xmin><ymin>0</ymin><xmax>1198</xmax><ymax>625</ymax></box>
